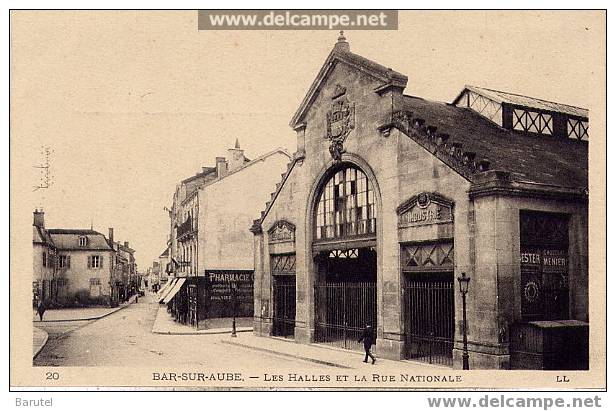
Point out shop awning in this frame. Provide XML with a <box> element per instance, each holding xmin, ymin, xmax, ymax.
<box><xmin>157</xmin><ymin>278</ymin><xmax>177</xmax><ymax>303</ymax></box>
<box><xmin>163</xmin><ymin>278</ymin><xmax>186</xmax><ymax>304</ymax></box>
<box><xmin>156</xmin><ymin>279</ymin><xmax>173</xmax><ymax>298</ymax></box>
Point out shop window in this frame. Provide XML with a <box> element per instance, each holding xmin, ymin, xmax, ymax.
<box><xmin>315</xmin><ymin>166</ymin><xmax>376</xmax><ymax>240</ymax></box>
<box><xmin>519</xmin><ymin>211</ymin><xmax>569</xmax><ymax>321</ymax></box>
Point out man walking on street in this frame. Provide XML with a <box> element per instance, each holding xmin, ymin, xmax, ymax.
<box><xmin>359</xmin><ymin>323</ymin><xmax>376</xmax><ymax>364</ymax></box>
<box><xmin>36</xmin><ymin>300</ymin><xmax>46</xmax><ymax>322</ymax></box>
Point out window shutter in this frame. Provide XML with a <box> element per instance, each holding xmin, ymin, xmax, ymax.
<box><xmin>88</xmin><ymin>256</ymin><xmax>92</xmax><ymax>269</ymax></box>
<box><xmin>100</xmin><ymin>255</ymin><xmax>103</xmax><ymax>268</ymax></box>
<box><xmin>67</xmin><ymin>256</ymin><xmax>71</xmax><ymax>268</ymax></box>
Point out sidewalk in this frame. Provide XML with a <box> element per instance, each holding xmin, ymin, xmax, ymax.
<box><xmin>151</xmin><ymin>305</ymin><xmax>252</xmax><ymax>335</ymax></box>
<box><xmin>33</xmin><ymin>326</ymin><xmax>48</xmax><ymax>359</ymax></box>
<box><xmin>220</xmin><ymin>333</ymin><xmax>447</xmax><ymax>372</ymax></box>
<box><xmin>33</xmin><ymin>296</ymin><xmax>137</xmax><ymax>322</ymax></box>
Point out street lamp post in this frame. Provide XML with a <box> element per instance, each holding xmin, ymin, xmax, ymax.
<box><xmin>457</xmin><ymin>271</ymin><xmax>470</xmax><ymax>370</ymax></box>
<box><xmin>231</xmin><ymin>282</ymin><xmax>237</xmax><ymax>338</ymax></box>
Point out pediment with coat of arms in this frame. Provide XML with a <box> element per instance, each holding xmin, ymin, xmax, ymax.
<box><xmin>268</xmin><ymin>220</ymin><xmax>296</xmax><ymax>243</ymax></box>
<box><xmin>326</xmin><ymin>84</ymin><xmax>355</xmax><ymax>161</ymax></box>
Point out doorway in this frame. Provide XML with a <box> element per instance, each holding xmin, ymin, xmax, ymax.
<box><xmin>272</xmin><ymin>275</ymin><xmax>296</xmax><ymax>338</ymax></box>
<box><xmin>403</xmin><ymin>271</ymin><xmax>454</xmax><ymax>366</ymax></box>
<box><xmin>314</xmin><ymin>247</ymin><xmax>377</xmax><ymax>351</ymax></box>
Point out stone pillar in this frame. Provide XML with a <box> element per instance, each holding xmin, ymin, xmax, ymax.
<box><xmin>375</xmin><ymin>139</ymin><xmax>404</xmax><ymax>360</ymax></box>
<box><xmin>569</xmin><ymin>210</ymin><xmax>589</xmax><ymax>322</ymax></box>
<box><xmin>294</xmin><ymin>123</ymin><xmax>307</xmax><ymax>160</ymax></box>
<box><xmin>294</xmin><ymin>161</ymin><xmax>314</xmax><ymax>344</ymax></box>
<box><xmin>294</xmin><ymin>209</ymin><xmax>314</xmax><ymax>344</ymax></box>
<box><xmin>252</xmin><ymin>230</ymin><xmax>269</xmax><ymax>336</ymax></box>
<box><xmin>453</xmin><ymin>195</ymin><xmax>512</xmax><ymax>369</ymax></box>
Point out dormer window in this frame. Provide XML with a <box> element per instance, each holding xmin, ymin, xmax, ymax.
<box><xmin>78</xmin><ymin>236</ymin><xmax>87</xmax><ymax>247</ymax></box>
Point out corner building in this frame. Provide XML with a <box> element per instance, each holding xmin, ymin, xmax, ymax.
<box><xmin>250</xmin><ymin>35</ymin><xmax>589</xmax><ymax>370</ymax></box>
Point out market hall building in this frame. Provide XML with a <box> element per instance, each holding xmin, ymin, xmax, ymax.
<box><xmin>250</xmin><ymin>34</ymin><xmax>589</xmax><ymax>370</ymax></box>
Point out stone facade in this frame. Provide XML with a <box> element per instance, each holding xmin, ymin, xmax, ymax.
<box><xmin>32</xmin><ymin>210</ymin><xmax>132</xmax><ymax>307</ymax></box>
<box><xmin>32</xmin><ymin>210</ymin><xmax>57</xmax><ymax>306</ymax></box>
<box><xmin>251</xmin><ymin>36</ymin><xmax>588</xmax><ymax>369</ymax></box>
<box><xmin>164</xmin><ymin>143</ymin><xmax>292</xmax><ymax>328</ymax></box>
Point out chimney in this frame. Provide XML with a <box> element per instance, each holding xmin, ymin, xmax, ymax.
<box><xmin>33</xmin><ymin>209</ymin><xmax>45</xmax><ymax>228</ymax></box>
<box><xmin>226</xmin><ymin>139</ymin><xmax>246</xmax><ymax>172</ymax></box>
<box><xmin>124</xmin><ymin>241</ymin><xmax>129</xmax><ymax>248</ymax></box>
<box><xmin>215</xmin><ymin>156</ymin><xmax>228</xmax><ymax>178</ymax></box>
<box><xmin>108</xmin><ymin>228</ymin><xmax>114</xmax><ymax>244</ymax></box>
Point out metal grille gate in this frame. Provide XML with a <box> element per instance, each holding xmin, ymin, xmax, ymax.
<box><xmin>272</xmin><ymin>276</ymin><xmax>296</xmax><ymax>338</ymax></box>
<box><xmin>403</xmin><ymin>276</ymin><xmax>454</xmax><ymax>366</ymax></box>
<box><xmin>314</xmin><ymin>282</ymin><xmax>376</xmax><ymax>351</ymax></box>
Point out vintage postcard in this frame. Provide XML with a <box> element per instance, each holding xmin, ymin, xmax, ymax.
<box><xmin>9</xmin><ymin>9</ymin><xmax>606</xmax><ymax>391</ymax></box>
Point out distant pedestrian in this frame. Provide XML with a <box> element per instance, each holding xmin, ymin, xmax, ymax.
<box><xmin>37</xmin><ymin>300</ymin><xmax>46</xmax><ymax>322</ymax></box>
<box><xmin>358</xmin><ymin>323</ymin><xmax>376</xmax><ymax>364</ymax></box>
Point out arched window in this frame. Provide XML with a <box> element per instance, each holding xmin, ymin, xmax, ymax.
<box><xmin>315</xmin><ymin>165</ymin><xmax>377</xmax><ymax>240</ymax></box>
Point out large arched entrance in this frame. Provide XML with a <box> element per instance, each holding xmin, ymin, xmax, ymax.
<box><xmin>311</xmin><ymin>164</ymin><xmax>378</xmax><ymax>351</ymax></box>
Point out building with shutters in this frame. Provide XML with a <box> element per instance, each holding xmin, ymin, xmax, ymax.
<box><xmin>160</xmin><ymin>142</ymin><xmax>292</xmax><ymax>329</ymax></box>
<box><xmin>32</xmin><ymin>209</ymin><xmax>58</xmax><ymax>307</ymax></box>
<box><xmin>108</xmin><ymin>228</ymin><xmax>137</xmax><ymax>303</ymax></box>
<box><xmin>32</xmin><ymin>210</ymin><xmax>131</xmax><ymax>307</ymax></box>
<box><xmin>250</xmin><ymin>34</ymin><xmax>589</xmax><ymax>370</ymax></box>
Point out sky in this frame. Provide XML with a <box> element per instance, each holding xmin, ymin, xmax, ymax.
<box><xmin>10</xmin><ymin>11</ymin><xmax>605</xmax><ymax>269</ymax></box>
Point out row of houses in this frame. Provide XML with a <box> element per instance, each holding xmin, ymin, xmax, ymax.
<box><xmin>33</xmin><ymin>210</ymin><xmax>138</xmax><ymax>307</ymax></box>
<box><xmin>157</xmin><ymin>34</ymin><xmax>589</xmax><ymax>370</ymax></box>
<box><xmin>143</xmin><ymin>250</ymin><xmax>171</xmax><ymax>293</ymax></box>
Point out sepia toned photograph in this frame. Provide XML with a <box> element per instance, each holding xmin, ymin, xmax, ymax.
<box><xmin>9</xmin><ymin>9</ymin><xmax>606</xmax><ymax>391</ymax></box>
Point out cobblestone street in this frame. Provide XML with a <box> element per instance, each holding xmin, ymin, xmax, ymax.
<box><xmin>33</xmin><ymin>293</ymin><xmax>327</xmax><ymax>370</ymax></box>
<box><xmin>33</xmin><ymin>292</ymin><xmax>447</xmax><ymax>378</ymax></box>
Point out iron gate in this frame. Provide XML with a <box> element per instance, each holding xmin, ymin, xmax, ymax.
<box><xmin>314</xmin><ymin>282</ymin><xmax>376</xmax><ymax>351</ymax></box>
<box><xmin>272</xmin><ymin>276</ymin><xmax>296</xmax><ymax>338</ymax></box>
<box><xmin>403</xmin><ymin>275</ymin><xmax>454</xmax><ymax>366</ymax></box>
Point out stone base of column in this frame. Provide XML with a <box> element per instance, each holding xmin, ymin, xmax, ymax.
<box><xmin>294</xmin><ymin>324</ymin><xmax>314</xmax><ymax>344</ymax></box>
<box><xmin>452</xmin><ymin>347</ymin><xmax>511</xmax><ymax>370</ymax></box>
<box><xmin>253</xmin><ymin>317</ymin><xmax>272</xmax><ymax>337</ymax></box>
<box><xmin>376</xmin><ymin>337</ymin><xmax>403</xmax><ymax>360</ymax></box>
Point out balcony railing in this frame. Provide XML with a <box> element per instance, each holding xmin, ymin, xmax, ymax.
<box><xmin>177</xmin><ymin>216</ymin><xmax>196</xmax><ymax>239</ymax></box>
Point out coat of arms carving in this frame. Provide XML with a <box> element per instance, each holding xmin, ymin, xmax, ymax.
<box><xmin>268</xmin><ymin>220</ymin><xmax>296</xmax><ymax>243</ymax></box>
<box><xmin>326</xmin><ymin>85</ymin><xmax>355</xmax><ymax>161</ymax></box>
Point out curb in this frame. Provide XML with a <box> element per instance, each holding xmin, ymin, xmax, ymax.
<box><xmin>220</xmin><ymin>339</ymin><xmax>352</xmax><ymax>369</ymax></box>
<box><xmin>152</xmin><ymin>328</ymin><xmax>253</xmax><ymax>336</ymax></box>
<box><xmin>32</xmin><ymin>297</ymin><xmax>137</xmax><ymax>323</ymax></box>
<box><xmin>151</xmin><ymin>305</ymin><xmax>253</xmax><ymax>335</ymax></box>
<box><xmin>33</xmin><ymin>327</ymin><xmax>49</xmax><ymax>360</ymax></box>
